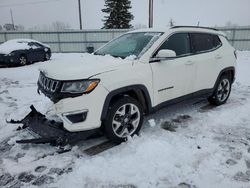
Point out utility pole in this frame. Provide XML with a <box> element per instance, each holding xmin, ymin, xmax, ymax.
<box><xmin>78</xmin><ymin>0</ymin><xmax>82</xmax><ymax>30</ymax></box>
<box><xmin>10</xmin><ymin>8</ymin><xmax>15</xmax><ymax>30</ymax></box>
<box><xmin>149</xmin><ymin>0</ymin><xmax>153</xmax><ymax>28</ymax></box>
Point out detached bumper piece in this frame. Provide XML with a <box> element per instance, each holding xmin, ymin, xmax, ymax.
<box><xmin>7</xmin><ymin>105</ymin><xmax>97</xmax><ymax>147</ymax></box>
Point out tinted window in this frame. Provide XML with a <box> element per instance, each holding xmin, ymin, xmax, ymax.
<box><xmin>191</xmin><ymin>33</ymin><xmax>221</xmax><ymax>53</ymax></box>
<box><xmin>156</xmin><ymin>33</ymin><xmax>191</xmax><ymax>57</ymax></box>
<box><xmin>213</xmin><ymin>35</ymin><xmax>222</xmax><ymax>48</ymax></box>
<box><xmin>28</xmin><ymin>42</ymin><xmax>41</xmax><ymax>48</ymax></box>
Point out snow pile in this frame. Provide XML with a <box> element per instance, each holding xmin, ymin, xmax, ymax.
<box><xmin>0</xmin><ymin>52</ymin><xmax>250</xmax><ymax>188</ymax></box>
<box><xmin>148</xmin><ymin>119</ymin><xmax>156</xmax><ymax>127</ymax></box>
<box><xmin>236</xmin><ymin>51</ymin><xmax>250</xmax><ymax>85</ymax></box>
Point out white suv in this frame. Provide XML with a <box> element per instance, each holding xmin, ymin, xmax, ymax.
<box><xmin>38</xmin><ymin>26</ymin><xmax>236</xmax><ymax>143</ymax></box>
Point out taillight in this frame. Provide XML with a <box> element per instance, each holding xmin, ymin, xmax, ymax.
<box><xmin>234</xmin><ymin>50</ymin><xmax>237</xmax><ymax>59</ymax></box>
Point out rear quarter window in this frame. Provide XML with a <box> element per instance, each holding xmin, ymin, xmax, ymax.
<box><xmin>191</xmin><ymin>33</ymin><xmax>221</xmax><ymax>53</ymax></box>
<box><xmin>213</xmin><ymin>35</ymin><xmax>222</xmax><ymax>48</ymax></box>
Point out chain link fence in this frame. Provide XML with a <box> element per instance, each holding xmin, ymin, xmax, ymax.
<box><xmin>217</xmin><ymin>26</ymin><xmax>250</xmax><ymax>50</ymax></box>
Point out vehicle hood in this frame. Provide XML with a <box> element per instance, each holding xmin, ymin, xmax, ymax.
<box><xmin>39</xmin><ymin>53</ymin><xmax>133</xmax><ymax>80</ymax></box>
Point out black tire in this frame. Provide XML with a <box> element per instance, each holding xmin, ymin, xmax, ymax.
<box><xmin>208</xmin><ymin>74</ymin><xmax>232</xmax><ymax>106</ymax></box>
<box><xmin>103</xmin><ymin>96</ymin><xmax>144</xmax><ymax>144</ymax></box>
<box><xmin>19</xmin><ymin>55</ymin><xmax>27</xmax><ymax>66</ymax></box>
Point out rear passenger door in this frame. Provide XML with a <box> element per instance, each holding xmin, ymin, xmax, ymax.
<box><xmin>190</xmin><ymin>33</ymin><xmax>222</xmax><ymax>92</ymax></box>
<box><xmin>150</xmin><ymin>33</ymin><xmax>196</xmax><ymax>105</ymax></box>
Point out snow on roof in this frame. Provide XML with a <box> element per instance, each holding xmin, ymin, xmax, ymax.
<box><xmin>0</xmin><ymin>39</ymin><xmax>49</xmax><ymax>55</ymax></box>
<box><xmin>128</xmin><ymin>28</ymin><xmax>168</xmax><ymax>33</ymax></box>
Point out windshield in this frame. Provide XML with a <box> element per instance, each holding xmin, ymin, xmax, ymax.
<box><xmin>95</xmin><ymin>32</ymin><xmax>163</xmax><ymax>59</ymax></box>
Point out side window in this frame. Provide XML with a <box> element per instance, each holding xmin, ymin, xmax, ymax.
<box><xmin>28</xmin><ymin>42</ymin><xmax>41</xmax><ymax>49</ymax></box>
<box><xmin>213</xmin><ymin>35</ymin><xmax>222</xmax><ymax>48</ymax></box>
<box><xmin>28</xmin><ymin>42</ymin><xmax>37</xmax><ymax>49</ymax></box>
<box><xmin>191</xmin><ymin>33</ymin><xmax>221</xmax><ymax>53</ymax></box>
<box><xmin>156</xmin><ymin>33</ymin><xmax>191</xmax><ymax>57</ymax></box>
<box><xmin>33</xmin><ymin>43</ymin><xmax>42</xmax><ymax>48</ymax></box>
<box><xmin>191</xmin><ymin>33</ymin><xmax>213</xmax><ymax>53</ymax></box>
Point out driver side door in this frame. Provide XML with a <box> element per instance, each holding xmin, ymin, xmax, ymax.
<box><xmin>28</xmin><ymin>42</ymin><xmax>44</xmax><ymax>62</ymax></box>
<box><xmin>150</xmin><ymin>33</ymin><xmax>196</xmax><ymax>105</ymax></box>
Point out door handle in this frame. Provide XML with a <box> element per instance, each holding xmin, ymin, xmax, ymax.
<box><xmin>185</xmin><ymin>60</ymin><xmax>194</xmax><ymax>65</ymax></box>
<box><xmin>215</xmin><ymin>54</ymin><xmax>222</xmax><ymax>59</ymax></box>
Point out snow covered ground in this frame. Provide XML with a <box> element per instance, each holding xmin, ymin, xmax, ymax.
<box><xmin>0</xmin><ymin>52</ymin><xmax>250</xmax><ymax>188</ymax></box>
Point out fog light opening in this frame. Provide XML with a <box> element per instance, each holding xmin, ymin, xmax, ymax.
<box><xmin>63</xmin><ymin>111</ymin><xmax>88</xmax><ymax>124</ymax></box>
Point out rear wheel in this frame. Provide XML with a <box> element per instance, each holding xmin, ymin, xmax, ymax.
<box><xmin>103</xmin><ymin>97</ymin><xmax>143</xmax><ymax>143</ymax></box>
<box><xmin>19</xmin><ymin>55</ymin><xmax>27</xmax><ymax>66</ymax></box>
<box><xmin>208</xmin><ymin>75</ymin><xmax>232</xmax><ymax>105</ymax></box>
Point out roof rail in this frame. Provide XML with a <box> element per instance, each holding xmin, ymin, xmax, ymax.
<box><xmin>171</xmin><ymin>26</ymin><xmax>218</xmax><ymax>31</ymax></box>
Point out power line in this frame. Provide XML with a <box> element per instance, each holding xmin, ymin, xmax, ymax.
<box><xmin>0</xmin><ymin>0</ymin><xmax>62</xmax><ymax>8</ymax></box>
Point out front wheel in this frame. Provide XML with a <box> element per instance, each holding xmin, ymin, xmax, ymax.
<box><xmin>208</xmin><ymin>75</ymin><xmax>232</xmax><ymax>106</ymax></box>
<box><xmin>103</xmin><ymin>97</ymin><xmax>144</xmax><ymax>143</ymax></box>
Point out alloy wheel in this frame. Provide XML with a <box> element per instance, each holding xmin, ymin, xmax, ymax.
<box><xmin>216</xmin><ymin>78</ymin><xmax>230</xmax><ymax>102</ymax></box>
<box><xmin>19</xmin><ymin>56</ymin><xmax>27</xmax><ymax>65</ymax></box>
<box><xmin>112</xmin><ymin>103</ymin><xmax>140</xmax><ymax>138</ymax></box>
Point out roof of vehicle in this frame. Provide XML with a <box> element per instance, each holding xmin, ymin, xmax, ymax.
<box><xmin>5</xmin><ymin>39</ymin><xmax>50</xmax><ymax>47</ymax></box>
<box><xmin>0</xmin><ymin>39</ymin><xmax>49</xmax><ymax>55</ymax></box>
<box><xmin>129</xmin><ymin>26</ymin><xmax>226</xmax><ymax>36</ymax></box>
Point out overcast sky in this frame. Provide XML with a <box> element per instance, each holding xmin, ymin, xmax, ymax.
<box><xmin>0</xmin><ymin>0</ymin><xmax>250</xmax><ymax>30</ymax></box>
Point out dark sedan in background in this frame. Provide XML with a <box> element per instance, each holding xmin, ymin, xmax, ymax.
<box><xmin>0</xmin><ymin>39</ymin><xmax>51</xmax><ymax>67</ymax></box>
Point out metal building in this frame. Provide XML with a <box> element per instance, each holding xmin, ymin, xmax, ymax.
<box><xmin>0</xmin><ymin>27</ymin><xmax>250</xmax><ymax>53</ymax></box>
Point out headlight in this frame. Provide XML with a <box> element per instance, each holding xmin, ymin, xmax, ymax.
<box><xmin>61</xmin><ymin>79</ymin><xmax>99</xmax><ymax>94</ymax></box>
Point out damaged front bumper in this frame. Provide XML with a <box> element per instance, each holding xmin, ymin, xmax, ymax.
<box><xmin>37</xmin><ymin>72</ymin><xmax>108</xmax><ymax>132</ymax></box>
<box><xmin>7</xmin><ymin>105</ymin><xmax>98</xmax><ymax>146</ymax></box>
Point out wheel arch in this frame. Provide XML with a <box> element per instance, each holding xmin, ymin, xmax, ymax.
<box><xmin>19</xmin><ymin>53</ymin><xmax>27</xmax><ymax>58</ymax></box>
<box><xmin>213</xmin><ymin>66</ymin><xmax>235</xmax><ymax>90</ymax></box>
<box><xmin>100</xmin><ymin>85</ymin><xmax>152</xmax><ymax>121</ymax></box>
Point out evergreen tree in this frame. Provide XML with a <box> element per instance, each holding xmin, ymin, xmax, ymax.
<box><xmin>102</xmin><ymin>0</ymin><xmax>134</xmax><ymax>29</ymax></box>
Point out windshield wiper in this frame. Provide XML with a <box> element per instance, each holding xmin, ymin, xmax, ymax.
<box><xmin>110</xmin><ymin>55</ymin><xmax>125</xmax><ymax>59</ymax></box>
<box><xmin>93</xmin><ymin>52</ymin><xmax>105</xmax><ymax>56</ymax></box>
<box><xmin>94</xmin><ymin>52</ymin><xmax>126</xmax><ymax>59</ymax></box>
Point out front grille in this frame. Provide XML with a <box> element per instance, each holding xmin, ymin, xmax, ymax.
<box><xmin>37</xmin><ymin>72</ymin><xmax>82</xmax><ymax>103</ymax></box>
<box><xmin>38</xmin><ymin>73</ymin><xmax>59</xmax><ymax>92</ymax></box>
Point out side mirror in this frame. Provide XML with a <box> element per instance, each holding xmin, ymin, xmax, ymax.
<box><xmin>156</xmin><ymin>49</ymin><xmax>176</xmax><ymax>58</ymax></box>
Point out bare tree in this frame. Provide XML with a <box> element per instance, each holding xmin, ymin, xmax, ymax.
<box><xmin>133</xmin><ymin>23</ymin><xmax>147</xmax><ymax>29</ymax></box>
<box><xmin>2</xmin><ymin>23</ymin><xmax>25</xmax><ymax>31</ymax></box>
<box><xmin>51</xmin><ymin>21</ymin><xmax>70</xmax><ymax>31</ymax></box>
<box><xmin>225</xmin><ymin>21</ymin><xmax>238</xmax><ymax>27</ymax></box>
<box><xmin>15</xmin><ymin>24</ymin><xmax>25</xmax><ymax>31</ymax></box>
<box><xmin>27</xmin><ymin>22</ymin><xmax>70</xmax><ymax>31</ymax></box>
<box><xmin>3</xmin><ymin>23</ymin><xmax>15</xmax><ymax>31</ymax></box>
